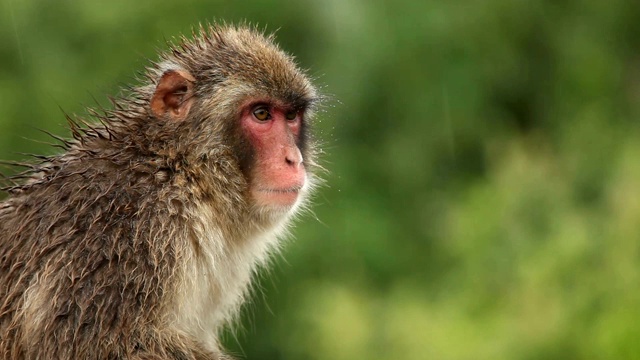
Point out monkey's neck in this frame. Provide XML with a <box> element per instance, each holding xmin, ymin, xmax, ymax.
<box><xmin>169</xmin><ymin>199</ymin><xmax>291</xmax><ymax>351</ymax></box>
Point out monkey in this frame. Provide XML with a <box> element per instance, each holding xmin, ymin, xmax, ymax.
<box><xmin>0</xmin><ymin>23</ymin><xmax>321</xmax><ymax>359</ymax></box>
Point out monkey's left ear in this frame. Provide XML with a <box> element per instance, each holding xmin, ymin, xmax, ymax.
<box><xmin>150</xmin><ymin>69</ymin><xmax>196</xmax><ymax>122</ymax></box>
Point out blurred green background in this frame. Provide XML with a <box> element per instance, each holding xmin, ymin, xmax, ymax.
<box><xmin>2</xmin><ymin>0</ymin><xmax>640</xmax><ymax>359</ymax></box>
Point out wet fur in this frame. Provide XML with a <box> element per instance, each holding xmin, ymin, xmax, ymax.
<box><xmin>0</xmin><ymin>24</ymin><xmax>319</xmax><ymax>359</ymax></box>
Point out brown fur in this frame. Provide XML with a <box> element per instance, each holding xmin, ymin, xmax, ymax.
<box><xmin>0</xmin><ymin>24</ymin><xmax>320</xmax><ymax>359</ymax></box>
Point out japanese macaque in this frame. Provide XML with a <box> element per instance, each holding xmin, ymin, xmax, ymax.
<box><xmin>0</xmin><ymin>24</ymin><xmax>321</xmax><ymax>359</ymax></box>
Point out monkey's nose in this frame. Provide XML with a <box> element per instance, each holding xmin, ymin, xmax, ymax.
<box><xmin>284</xmin><ymin>147</ymin><xmax>303</xmax><ymax>168</ymax></box>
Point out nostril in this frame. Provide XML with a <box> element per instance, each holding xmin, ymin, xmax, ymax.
<box><xmin>285</xmin><ymin>157</ymin><xmax>294</xmax><ymax>166</ymax></box>
<box><xmin>285</xmin><ymin>155</ymin><xmax>299</xmax><ymax>167</ymax></box>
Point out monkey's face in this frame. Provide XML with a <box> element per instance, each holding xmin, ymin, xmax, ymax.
<box><xmin>239</xmin><ymin>100</ymin><xmax>307</xmax><ymax>208</ymax></box>
<box><xmin>149</xmin><ymin>70</ymin><xmax>313</xmax><ymax>214</ymax></box>
<box><xmin>148</xmin><ymin>26</ymin><xmax>318</xmax><ymax>218</ymax></box>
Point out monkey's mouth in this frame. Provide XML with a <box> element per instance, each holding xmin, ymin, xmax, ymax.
<box><xmin>259</xmin><ymin>185</ymin><xmax>302</xmax><ymax>193</ymax></box>
<box><xmin>254</xmin><ymin>185</ymin><xmax>303</xmax><ymax>206</ymax></box>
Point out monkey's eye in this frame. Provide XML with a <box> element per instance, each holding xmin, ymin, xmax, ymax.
<box><xmin>285</xmin><ymin>111</ymin><xmax>297</xmax><ymax>120</ymax></box>
<box><xmin>253</xmin><ymin>107</ymin><xmax>271</xmax><ymax>121</ymax></box>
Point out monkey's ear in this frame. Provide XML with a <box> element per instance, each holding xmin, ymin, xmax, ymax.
<box><xmin>150</xmin><ymin>70</ymin><xmax>196</xmax><ymax>122</ymax></box>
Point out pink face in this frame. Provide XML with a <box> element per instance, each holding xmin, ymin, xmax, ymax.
<box><xmin>240</xmin><ymin>101</ymin><xmax>306</xmax><ymax>207</ymax></box>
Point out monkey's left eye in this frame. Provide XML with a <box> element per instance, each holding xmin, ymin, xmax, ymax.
<box><xmin>253</xmin><ymin>107</ymin><xmax>271</xmax><ymax>121</ymax></box>
<box><xmin>285</xmin><ymin>111</ymin><xmax>297</xmax><ymax>120</ymax></box>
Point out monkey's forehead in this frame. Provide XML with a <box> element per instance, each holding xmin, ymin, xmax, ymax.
<box><xmin>163</xmin><ymin>25</ymin><xmax>318</xmax><ymax>107</ymax></box>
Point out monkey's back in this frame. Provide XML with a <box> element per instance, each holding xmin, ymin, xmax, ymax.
<box><xmin>0</xmin><ymin>154</ymin><xmax>206</xmax><ymax>359</ymax></box>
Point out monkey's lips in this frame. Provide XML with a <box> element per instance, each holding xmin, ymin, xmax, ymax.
<box><xmin>255</xmin><ymin>185</ymin><xmax>303</xmax><ymax>206</ymax></box>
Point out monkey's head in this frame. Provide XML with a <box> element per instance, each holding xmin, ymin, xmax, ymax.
<box><xmin>109</xmin><ymin>24</ymin><xmax>320</xmax><ymax>228</ymax></box>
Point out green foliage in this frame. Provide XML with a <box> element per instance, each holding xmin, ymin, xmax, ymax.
<box><xmin>2</xmin><ymin>0</ymin><xmax>640</xmax><ymax>358</ymax></box>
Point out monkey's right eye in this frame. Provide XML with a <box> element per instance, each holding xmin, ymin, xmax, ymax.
<box><xmin>253</xmin><ymin>107</ymin><xmax>271</xmax><ymax>121</ymax></box>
